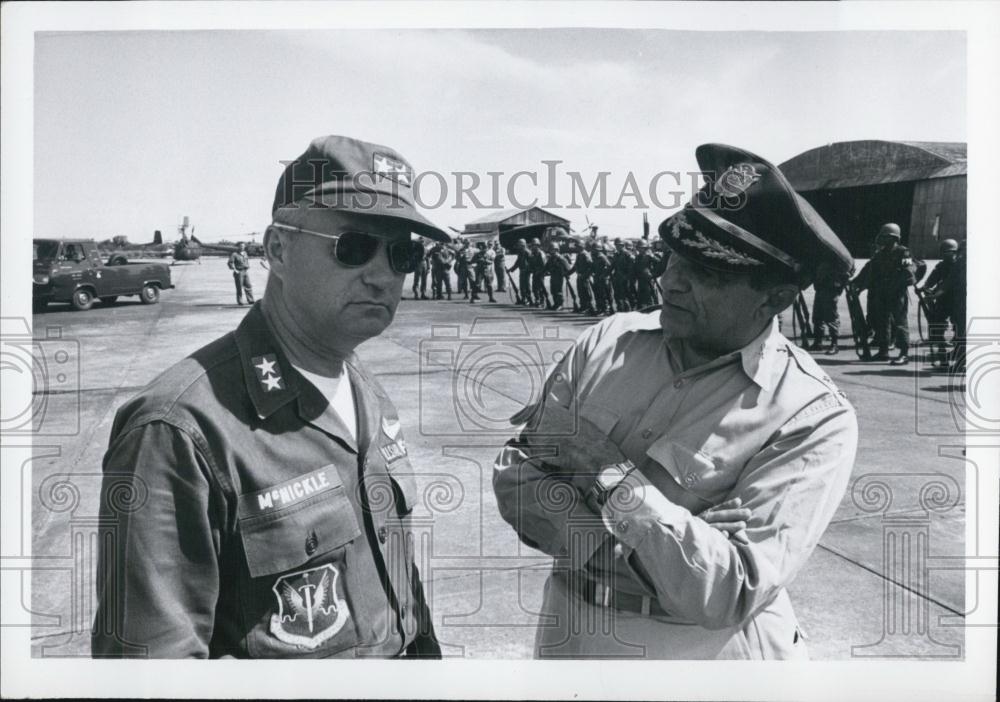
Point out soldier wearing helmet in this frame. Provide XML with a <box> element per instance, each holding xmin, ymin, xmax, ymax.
<box><xmin>543</xmin><ymin>238</ymin><xmax>572</xmax><ymax>311</ymax></box>
<box><xmin>493</xmin><ymin>240</ymin><xmax>507</xmax><ymax>293</ymax></box>
<box><xmin>527</xmin><ymin>238</ymin><xmax>550</xmax><ymax>308</ymax></box>
<box><xmin>591</xmin><ymin>241</ymin><xmax>613</xmax><ymax>315</ymax></box>
<box><xmin>610</xmin><ymin>239</ymin><xmax>635</xmax><ymax>312</ymax></box>
<box><xmin>571</xmin><ymin>239</ymin><xmax>596</xmax><ymax>315</ymax></box>
<box><xmin>507</xmin><ymin>238</ymin><xmax>533</xmax><ymax>305</ymax></box>
<box><xmin>633</xmin><ymin>239</ymin><xmax>658</xmax><ymax>308</ymax></box>
<box><xmin>917</xmin><ymin>238</ymin><xmax>961</xmax><ymax>367</ymax></box>
<box><xmin>852</xmin><ymin>223</ymin><xmax>917</xmax><ymax>364</ymax></box>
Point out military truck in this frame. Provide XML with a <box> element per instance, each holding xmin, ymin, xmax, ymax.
<box><xmin>33</xmin><ymin>238</ymin><xmax>174</xmax><ymax>312</ymax></box>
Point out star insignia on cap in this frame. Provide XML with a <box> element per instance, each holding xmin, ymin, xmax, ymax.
<box><xmin>251</xmin><ymin>353</ymin><xmax>285</xmax><ymax>393</ymax></box>
<box><xmin>373</xmin><ymin>152</ymin><xmax>413</xmax><ymax>187</ymax></box>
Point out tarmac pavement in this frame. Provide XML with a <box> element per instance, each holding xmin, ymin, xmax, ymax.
<box><xmin>22</xmin><ymin>256</ymin><xmax>967</xmax><ymax>658</ymax></box>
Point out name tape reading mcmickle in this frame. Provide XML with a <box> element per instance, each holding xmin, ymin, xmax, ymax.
<box><xmin>238</xmin><ymin>466</ymin><xmax>338</xmax><ymax>518</ymax></box>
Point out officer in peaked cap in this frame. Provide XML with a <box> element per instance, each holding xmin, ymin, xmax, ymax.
<box><xmin>94</xmin><ymin>135</ymin><xmax>446</xmax><ymax>658</ymax></box>
<box><xmin>494</xmin><ymin>143</ymin><xmax>858</xmax><ymax>660</ymax></box>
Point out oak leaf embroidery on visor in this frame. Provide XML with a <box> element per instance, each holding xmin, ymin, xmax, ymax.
<box><xmin>670</xmin><ymin>212</ymin><xmax>764</xmax><ymax>267</ymax></box>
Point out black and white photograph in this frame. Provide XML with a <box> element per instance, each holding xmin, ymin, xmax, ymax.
<box><xmin>1</xmin><ymin>2</ymin><xmax>997</xmax><ymax>700</ymax></box>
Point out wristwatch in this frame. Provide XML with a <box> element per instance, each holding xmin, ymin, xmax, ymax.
<box><xmin>586</xmin><ymin>459</ymin><xmax>637</xmax><ymax>510</ymax></box>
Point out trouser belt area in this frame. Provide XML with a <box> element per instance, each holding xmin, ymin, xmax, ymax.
<box><xmin>558</xmin><ymin>570</ymin><xmax>671</xmax><ymax>617</ymax></box>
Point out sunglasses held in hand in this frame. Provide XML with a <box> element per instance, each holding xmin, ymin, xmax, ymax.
<box><xmin>271</xmin><ymin>222</ymin><xmax>425</xmax><ymax>274</ymax></box>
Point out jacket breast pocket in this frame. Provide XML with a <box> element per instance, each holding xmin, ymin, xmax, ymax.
<box><xmin>238</xmin><ymin>480</ymin><xmax>363</xmax><ymax>658</ymax></box>
<box><xmin>645</xmin><ymin>439</ymin><xmax>737</xmax><ymax>504</ymax></box>
<box><xmin>579</xmin><ymin>401</ymin><xmax>621</xmax><ymax>439</ymax></box>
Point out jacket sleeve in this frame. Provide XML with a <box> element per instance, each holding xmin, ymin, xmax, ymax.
<box><xmin>598</xmin><ymin>400</ymin><xmax>858</xmax><ymax>630</ymax></box>
<box><xmin>92</xmin><ymin>420</ymin><xmax>223</xmax><ymax>658</ymax></box>
<box><xmin>852</xmin><ymin>260</ymin><xmax>872</xmax><ymax>290</ymax></box>
<box><xmin>493</xmin><ymin>322</ymin><xmax>616</xmax><ymax>567</ymax></box>
<box><xmin>404</xmin><ymin>564</ymin><xmax>442</xmax><ymax>659</ymax></box>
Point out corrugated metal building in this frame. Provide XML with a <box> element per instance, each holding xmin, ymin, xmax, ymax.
<box><xmin>462</xmin><ymin>207</ymin><xmax>570</xmax><ymax>242</ymax></box>
<box><xmin>779</xmin><ymin>140</ymin><xmax>966</xmax><ymax>259</ymax></box>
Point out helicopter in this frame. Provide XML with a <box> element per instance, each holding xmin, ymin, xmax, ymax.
<box><xmin>170</xmin><ymin>216</ymin><xmax>202</xmax><ymax>263</ymax></box>
<box><xmin>192</xmin><ymin>233</ymin><xmax>266</xmax><ymax>258</ymax></box>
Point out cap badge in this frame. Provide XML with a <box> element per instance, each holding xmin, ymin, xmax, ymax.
<box><xmin>670</xmin><ymin>212</ymin><xmax>764</xmax><ymax>267</ymax></box>
<box><xmin>252</xmin><ymin>353</ymin><xmax>284</xmax><ymax>392</ymax></box>
<box><xmin>373</xmin><ymin>153</ymin><xmax>413</xmax><ymax>187</ymax></box>
<box><xmin>716</xmin><ymin>162</ymin><xmax>761</xmax><ymax>197</ymax></box>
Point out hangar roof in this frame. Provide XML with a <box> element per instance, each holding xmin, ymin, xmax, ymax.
<box><xmin>779</xmin><ymin>140</ymin><xmax>966</xmax><ymax>191</ymax></box>
<box><xmin>464</xmin><ymin>206</ymin><xmax>569</xmax><ymax>234</ymax></box>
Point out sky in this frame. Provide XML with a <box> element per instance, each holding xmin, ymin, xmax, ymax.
<box><xmin>34</xmin><ymin>29</ymin><xmax>966</xmax><ymax>242</ymax></box>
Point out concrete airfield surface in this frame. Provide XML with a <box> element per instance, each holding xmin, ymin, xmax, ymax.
<box><xmin>24</xmin><ymin>256</ymin><xmax>966</xmax><ymax>659</ymax></box>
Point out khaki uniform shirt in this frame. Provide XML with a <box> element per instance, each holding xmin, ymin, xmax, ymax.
<box><xmin>494</xmin><ymin>311</ymin><xmax>857</xmax><ymax>658</ymax></box>
<box><xmin>92</xmin><ymin>304</ymin><xmax>437</xmax><ymax>658</ymax></box>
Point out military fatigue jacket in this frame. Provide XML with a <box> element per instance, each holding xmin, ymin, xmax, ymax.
<box><xmin>228</xmin><ymin>251</ymin><xmax>250</xmax><ymax>271</ymax></box>
<box><xmin>93</xmin><ymin>304</ymin><xmax>437</xmax><ymax>658</ymax></box>
<box><xmin>572</xmin><ymin>250</ymin><xmax>593</xmax><ymax>278</ymax></box>
<box><xmin>853</xmin><ymin>244</ymin><xmax>916</xmax><ymax>299</ymax></box>
<box><xmin>494</xmin><ymin>312</ymin><xmax>857</xmax><ymax>655</ymax></box>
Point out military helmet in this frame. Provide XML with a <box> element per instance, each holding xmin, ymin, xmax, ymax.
<box><xmin>516</xmin><ymin>238</ymin><xmax>527</xmax><ymax>246</ymax></box>
<box><xmin>939</xmin><ymin>238</ymin><xmax>959</xmax><ymax>253</ymax></box>
<box><xmin>637</xmin><ymin>239</ymin><xmax>650</xmax><ymax>249</ymax></box>
<box><xmin>530</xmin><ymin>237</ymin><xmax>541</xmax><ymax>246</ymax></box>
<box><xmin>878</xmin><ymin>223</ymin><xmax>901</xmax><ymax>239</ymax></box>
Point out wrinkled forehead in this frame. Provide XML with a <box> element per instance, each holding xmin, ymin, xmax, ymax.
<box><xmin>273</xmin><ymin>204</ymin><xmax>413</xmax><ymax>240</ymax></box>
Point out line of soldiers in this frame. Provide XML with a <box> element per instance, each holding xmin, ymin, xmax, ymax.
<box><xmin>807</xmin><ymin>222</ymin><xmax>967</xmax><ymax>371</ymax></box>
<box><xmin>412</xmin><ymin>229</ymin><xmax>670</xmax><ymax>315</ymax></box>
<box><xmin>414</xmin><ymin>222</ymin><xmax>968</xmax><ymax>372</ymax></box>
<box><xmin>415</xmin><ymin>239</ymin><xmax>508</xmax><ymax>303</ymax></box>
<box><xmin>506</xmin><ymin>230</ymin><xmax>669</xmax><ymax>315</ymax></box>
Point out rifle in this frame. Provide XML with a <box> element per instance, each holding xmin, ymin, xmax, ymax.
<box><xmin>914</xmin><ymin>286</ymin><xmax>934</xmax><ymax>344</ymax></box>
<box><xmin>565</xmin><ymin>278</ymin><xmax>579</xmax><ymax>312</ymax></box>
<box><xmin>791</xmin><ymin>292</ymin><xmax>813</xmax><ymax>347</ymax></box>
<box><xmin>845</xmin><ymin>285</ymin><xmax>872</xmax><ymax>360</ymax></box>
<box><xmin>506</xmin><ymin>270</ymin><xmax>520</xmax><ymax>301</ymax></box>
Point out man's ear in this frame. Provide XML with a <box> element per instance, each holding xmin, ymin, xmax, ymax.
<box><xmin>761</xmin><ymin>284</ymin><xmax>799</xmax><ymax>319</ymax></box>
<box><xmin>263</xmin><ymin>226</ymin><xmax>287</xmax><ymax>277</ymax></box>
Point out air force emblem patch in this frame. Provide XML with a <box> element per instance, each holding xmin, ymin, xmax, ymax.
<box><xmin>269</xmin><ymin>564</ymin><xmax>350</xmax><ymax>649</ymax></box>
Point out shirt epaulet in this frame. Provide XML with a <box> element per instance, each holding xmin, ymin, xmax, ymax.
<box><xmin>785</xmin><ymin>342</ymin><xmax>851</xmax><ymax>407</ymax></box>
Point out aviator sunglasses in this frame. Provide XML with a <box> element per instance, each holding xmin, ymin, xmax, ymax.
<box><xmin>271</xmin><ymin>222</ymin><xmax>424</xmax><ymax>274</ymax></box>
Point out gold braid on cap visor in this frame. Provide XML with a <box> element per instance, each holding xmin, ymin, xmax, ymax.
<box><xmin>669</xmin><ymin>211</ymin><xmax>765</xmax><ymax>267</ymax></box>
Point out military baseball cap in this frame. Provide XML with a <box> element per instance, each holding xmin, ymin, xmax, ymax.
<box><xmin>659</xmin><ymin>143</ymin><xmax>853</xmax><ymax>285</ymax></box>
<box><xmin>272</xmin><ymin>135</ymin><xmax>449</xmax><ymax>242</ymax></box>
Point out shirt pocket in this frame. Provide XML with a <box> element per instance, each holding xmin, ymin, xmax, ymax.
<box><xmin>238</xmin><ymin>478</ymin><xmax>363</xmax><ymax>657</ymax></box>
<box><xmin>579</xmin><ymin>401</ymin><xmax>622</xmax><ymax>439</ymax></box>
<box><xmin>645</xmin><ymin>439</ymin><xmax>736</xmax><ymax>504</ymax></box>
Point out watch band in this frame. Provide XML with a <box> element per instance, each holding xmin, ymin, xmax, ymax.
<box><xmin>587</xmin><ymin>459</ymin><xmax>637</xmax><ymax>510</ymax></box>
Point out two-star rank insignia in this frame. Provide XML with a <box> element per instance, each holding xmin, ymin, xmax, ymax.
<box><xmin>372</xmin><ymin>152</ymin><xmax>413</xmax><ymax>187</ymax></box>
<box><xmin>252</xmin><ymin>353</ymin><xmax>284</xmax><ymax>392</ymax></box>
